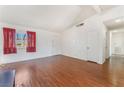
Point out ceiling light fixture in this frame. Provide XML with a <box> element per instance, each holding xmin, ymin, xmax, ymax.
<box><xmin>113</xmin><ymin>30</ymin><xmax>118</xmax><ymax>33</ymax></box>
<box><xmin>115</xmin><ymin>19</ymin><xmax>121</xmax><ymax>23</ymax></box>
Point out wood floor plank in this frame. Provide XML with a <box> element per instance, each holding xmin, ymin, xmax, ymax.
<box><xmin>0</xmin><ymin>55</ymin><xmax>124</xmax><ymax>87</ymax></box>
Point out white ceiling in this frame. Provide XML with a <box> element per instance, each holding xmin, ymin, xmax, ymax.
<box><xmin>99</xmin><ymin>5</ymin><xmax>117</xmax><ymax>12</ymax></box>
<box><xmin>0</xmin><ymin>5</ymin><xmax>117</xmax><ymax>33</ymax></box>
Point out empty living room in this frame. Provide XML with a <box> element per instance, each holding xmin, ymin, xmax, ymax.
<box><xmin>0</xmin><ymin>0</ymin><xmax>124</xmax><ymax>92</ymax></box>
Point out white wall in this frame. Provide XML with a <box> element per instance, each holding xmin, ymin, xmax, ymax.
<box><xmin>61</xmin><ymin>15</ymin><xmax>107</xmax><ymax>64</ymax></box>
<box><xmin>110</xmin><ymin>29</ymin><xmax>124</xmax><ymax>55</ymax></box>
<box><xmin>1</xmin><ymin>6</ymin><xmax>124</xmax><ymax>64</ymax></box>
<box><xmin>0</xmin><ymin>27</ymin><xmax>2</xmax><ymax>63</ymax></box>
<box><xmin>105</xmin><ymin>31</ymin><xmax>111</xmax><ymax>58</ymax></box>
<box><xmin>0</xmin><ymin>22</ymin><xmax>61</xmax><ymax>64</ymax></box>
<box><xmin>61</xmin><ymin>6</ymin><xmax>124</xmax><ymax>64</ymax></box>
<box><xmin>61</xmin><ymin>24</ymin><xmax>88</xmax><ymax>61</ymax></box>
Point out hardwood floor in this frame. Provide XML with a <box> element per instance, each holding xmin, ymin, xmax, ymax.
<box><xmin>0</xmin><ymin>55</ymin><xmax>124</xmax><ymax>87</ymax></box>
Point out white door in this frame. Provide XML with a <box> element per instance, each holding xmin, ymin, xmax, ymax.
<box><xmin>87</xmin><ymin>30</ymin><xmax>99</xmax><ymax>63</ymax></box>
<box><xmin>79</xmin><ymin>29</ymin><xmax>88</xmax><ymax>60</ymax></box>
<box><xmin>76</xmin><ymin>27</ymin><xmax>88</xmax><ymax>60</ymax></box>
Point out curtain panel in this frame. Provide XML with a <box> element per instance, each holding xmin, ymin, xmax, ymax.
<box><xmin>3</xmin><ymin>27</ymin><xmax>17</xmax><ymax>54</ymax></box>
<box><xmin>26</xmin><ymin>31</ymin><xmax>36</xmax><ymax>52</ymax></box>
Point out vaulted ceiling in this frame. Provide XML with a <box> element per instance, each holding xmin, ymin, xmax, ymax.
<box><xmin>0</xmin><ymin>5</ymin><xmax>117</xmax><ymax>33</ymax></box>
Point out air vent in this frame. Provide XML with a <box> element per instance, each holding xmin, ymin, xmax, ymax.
<box><xmin>76</xmin><ymin>23</ymin><xmax>84</xmax><ymax>27</ymax></box>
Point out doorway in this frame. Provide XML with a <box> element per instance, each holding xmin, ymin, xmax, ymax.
<box><xmin>106</xmin><ymin>28</ymin><xmax>124</xmax><ymax>58</ymax></box>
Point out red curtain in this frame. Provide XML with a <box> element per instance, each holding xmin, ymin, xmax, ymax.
<box><xmin>3</xmin><ymin>27</ymin><xmax>17</xmax><ymax>54</ymax></box>
<box><xmin>26</xmin><ymin>31</ymin><xmax>36</xmax><ymax>52</ymax></box>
